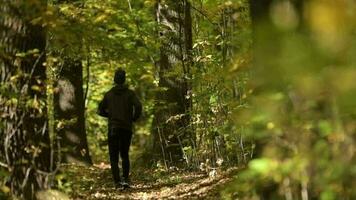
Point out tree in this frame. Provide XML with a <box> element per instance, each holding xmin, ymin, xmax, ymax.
<box><xmin>0</xmin><ymin>0</ymin><xmax>52</xmax><ymax>198</ymax></box>
<box><xmin>49</xmin><ymin>0</ymin><xmax>92</xmax><ymax>165</ymax></box>
<box><xmin>152</xmin><ymin>0</ymin><xmax>193</xmax><ymax>166</ymax></box>
<box><xmin>53</xmin><ymin>58</ymin><xmax>92</xmax><ymax>165</ymax></box>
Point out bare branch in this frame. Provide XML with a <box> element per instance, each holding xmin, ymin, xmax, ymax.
<box><xmin>190</xmin><ymin>5</ymin><xmax>217</xmax><ymax>27</ymax></box>
<box><xmin>21</xmin><ymin>167</ymin><xmax>32</xmax><ymax>189</ymax></box>
<box><xmin>0</xmin><ymin>162</ymin><xmax>8</xmax><ymax>168</ymax></box>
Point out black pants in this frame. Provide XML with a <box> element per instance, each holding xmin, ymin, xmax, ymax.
<box><xmin>108</xmin><ymin>127</ymin><xmax>132</xmax><ymax>183</ymax></box>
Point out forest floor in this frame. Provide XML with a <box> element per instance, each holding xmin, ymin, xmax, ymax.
<box><xmin>63</xmin><ymin>163</ymin><xmax>239</xmax><ymax>200</ymax></box>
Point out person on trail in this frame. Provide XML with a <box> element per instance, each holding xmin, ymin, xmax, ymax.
<box><xmin>98</xmin><ymin>68</ymin><xmax>142</xmax><ymax>189</ymax></box>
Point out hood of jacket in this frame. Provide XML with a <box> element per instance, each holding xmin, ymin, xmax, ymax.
<box><xmin>111</xmin><ymin>84</ymin><xmax>128</xmax><ymax>95</ymax></box>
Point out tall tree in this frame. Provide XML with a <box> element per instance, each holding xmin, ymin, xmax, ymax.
<box><xmin>53</xmin><ymin>58</ymin><xmax>92</xmax><ymax>164</ymax></box>
<box><xmin>152</xmin><ymin>0</ymin><xmax>193</xmax><ymax>166</ymax></box>
<box><xmin>52</xmin><ymin>0</ymin><xmax>92</xmax><ymax>165</ymax></box>
<box><xmin>0</xmin><ymin>0</ymin><xmax>52</xmax><ymax>199</ymax></box>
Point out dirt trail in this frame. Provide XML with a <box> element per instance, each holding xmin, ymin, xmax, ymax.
<box><xmin>64</xmin><ymin>164</ymin><xmax>237</xmax><ymax>199</ymax></box>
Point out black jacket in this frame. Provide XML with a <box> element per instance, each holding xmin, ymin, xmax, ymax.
<box><xmin>98</xmin><ymin>84</ymin><xmax>142</xmax><ymax>131</ymax></box>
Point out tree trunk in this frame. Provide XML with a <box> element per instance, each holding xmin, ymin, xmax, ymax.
<box><xmin>53</xmin><ymin>59</ymin><xmax>92</xmax><ymax>165</ymax></box>
<box><xmin>151</xmin><ymin>0</ymin><xmax>193</xmax><ymax>166</ymax></box>
<box><xmin>0</xmin><ymin>0</ymin><xmax>52</xmax><ymax>199</ymax></box>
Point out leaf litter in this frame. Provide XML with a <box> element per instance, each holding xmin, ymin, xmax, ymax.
<box><xmin>62</xmin><ymin>163</ymin><xmax>239</xmax><ymax>199</ymax></box>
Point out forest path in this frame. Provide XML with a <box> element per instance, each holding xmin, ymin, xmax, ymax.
<box><xmin>64</xmin><ymin>163</ymin><xmax>237</xmax><ymax>199</ymax></box>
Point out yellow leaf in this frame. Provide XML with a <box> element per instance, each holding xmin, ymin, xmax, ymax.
<box><xmin>94</xmin><ymin>14</ymin><xmax>107</xmax><ymax>23</ymax></box>
<box><xmin>1</xmin><ymin>185</ymin><xmax>10</xmax><ymax>193</ymax></box>
<box><xmin>31</xmin><ymin>85</ymin><xmax>41</xmax><ymax>92</ymax></box>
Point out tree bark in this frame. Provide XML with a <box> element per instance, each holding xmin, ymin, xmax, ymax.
<box><xmin>51</xmin><ymin>0</ymin><xmax>92</xmax><ymax>165</ymax></box>
<box><xmin>53</xmin><ymin>59</ymin><xmax>92</xmax><ymax>165</ymax></box>
<box><xmin>0</xmin><ymin>0</ymin><xmax>52</xmax><ymax>199</ymax></box>
<box><xmin>151</xmin><ymin>0</ymin><xmax>193</xmax><ymax>166</ymax></box>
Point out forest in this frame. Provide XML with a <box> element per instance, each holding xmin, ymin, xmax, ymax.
<box><xmin>0</xmin><ymin>0</ymin><xmax>355</xmax><ymax>199</ymax></box>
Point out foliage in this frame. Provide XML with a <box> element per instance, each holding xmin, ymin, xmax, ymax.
<box><xmin>45</xmin><ymin>0</ymin><xmax>159</xmax><ymax>163</ymax></box>
<box><xmin>47</xmin><ymin>0</ymin><xmax>251</xmax><ymax>167</ymax></box>
<box><xmin>188</xmin><ymin>0</ymin><xmax>252</xmax><ymax>166</ymax></box>
<box><xmin>223</xmin><ymin>0</ymin><xmax>356</xmax><ymax>199</ymax></box>
<box><xmin>1</xmin><ymin>0</ymin><xmax>355</xmax><ymax>199</ymax></box>
<box><xmin>0</xmin><ymin>168</ymin><xmax>10</xmax><ymax>199</ymax></box>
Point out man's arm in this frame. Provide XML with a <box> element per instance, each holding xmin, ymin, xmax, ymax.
<box><xmin>98</xmin><ymin>94</ymin><xmax>109</xmax><ymax>118</ymax></box>
<box><xmin>132</xmin><ymin>92</ymin><xmax>142</xmax><ymax>122</ymax></box>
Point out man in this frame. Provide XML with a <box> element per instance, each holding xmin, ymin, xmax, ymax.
<box><xmin>98</xmin><ymin>68</ymin><xmax>142</xmax><ymax>189</ymax></box>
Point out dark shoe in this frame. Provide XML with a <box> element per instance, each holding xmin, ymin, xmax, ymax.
<box><xmin>114</xmin><ymin>182</ymin><xmax>122</xmax><ymax>189</ymax></box>
<box><xmin>121</xmin><ymin>181</ymin><xmax>130</xmax><ymax>189</ymax></box>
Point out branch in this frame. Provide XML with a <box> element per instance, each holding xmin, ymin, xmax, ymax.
<box><xmin>21</xmin><ymin>167</ymin><xmax>32</xmax><ymax>189</ymax></box>
<box><xmin>190</xmin><ymin>5</ymin><xmax>217</xmax><ymax>27</ymax></box>
<box><xmin>127</xmin><ymin>0</ymin><xmax>132</xmax><ymax>11</ymax></box>
<box><xmin>0</xmin><ymin>162</ymin><xmax>8</xmax><ymax>168</ymax></box>
<box><xmin>84</xmin><ymin>45</ymin><xmax>90</xmax><ymax>108</ymax></box>
<box><xmin>128</xmin><ymin>1</ymin><xmax>157</xmax><ymax>66</ymax></box>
